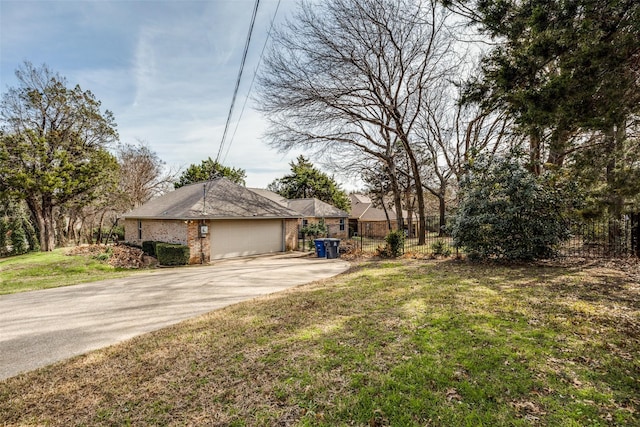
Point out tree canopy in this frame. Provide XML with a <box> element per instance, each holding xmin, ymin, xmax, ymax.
<box><xmin>268</xmin><ymin>156</ymin><xmax>350</xmax><ymax>212</ymax></box>
<box><xmin>451</xmin><ymin>0</ymin><xmax>639</xmax><ymax>171</ymax></box>
<box><xmin>116</xmin><ymin>141</ymin><xmax>175</xmax><ymax>209</ymax></box>
<box><xmin>258</xmin><ymin>0</ymin><xmax>457</xmax><ymax>243</ymax></box>
<box><xmin>174</xmin><ymin>157</ymin><xmax>246</xmax><ymax>189</ymax></box>
<box><xmin>0</xmin><ymin>62</ymin><xmax>119</xmax><ymax>251</ymax></box>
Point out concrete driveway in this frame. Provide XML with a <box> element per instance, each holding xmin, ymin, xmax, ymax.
<box><xmin>0</xmin><ymin>253</ymin><xmax>350</xmax><ymax>381</ymax></box>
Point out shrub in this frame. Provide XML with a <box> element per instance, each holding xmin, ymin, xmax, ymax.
<box><xmin>378</xmin><ymin>230</ymin><xmax>405</xmax><ymax>258</ymax></box>
<box><xmin>92</xmin><ymin>247</ymin><xmax>113</xmax><ymax>262</ymax></box>
<box><xmin>450</xmin><ymin>152</ymin><xmax>573</xmax><ymax>261</ymax></box>
<box><xmin>142</xmin><ymin>241</ymin><xmax>156</xmax><ymax>257</ymax></box>
<box><xmin>431</xmin><ymin>239</ymin><xmax>452</xmax><ymax>257</ymax></box>
<box><xmin>301</xmin><ymin>219</ymin><xmax>327</xmax><ymax>239</ymax></box>
<box><xmin>156</xmin><ymin>243</ymin><xmax>190</xmax><ymax>266</ymax></box>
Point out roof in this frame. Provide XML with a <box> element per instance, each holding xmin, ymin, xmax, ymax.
<box><xmin>351</xmin><ymin>203</ymin><xmax>396</xmax><ymax>221</ymax></box>
<box><xmin>123</xmin><ymin>178</ymin><xmax>302</xmax><ymax>220</ymax></box>
<box><xmin>287</xmin><ymin>198</ymin><xmax>349</xmax><ymax>218</ymax></box>
<box><xmin>350</xmin><ymin>193</ymin><xmax>372</xmax><ymax>204</ymax></box>
<box><xmin>349</xmin><ymin>193</ymin><xmax>414</xmax><ymax>222</ymax></box>
<box><xmin>247</xmin><ymin>188</ymin><xmax>288</xmax><ymax>206</ymax></box>
<box><xmin>248</xmin><ymin>189</ymin><xmax>348</xmax><ymax>218</ymax></box>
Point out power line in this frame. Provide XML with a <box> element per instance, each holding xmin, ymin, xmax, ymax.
<box><xmin>215</xmin><ymin>0</ymin><xmax>261</xmax><ymax>165</ymax></box>
<box><xmin>223</xmin><ymin>0</ymin><xmax>282</xmax><ymax>164</ymax></box>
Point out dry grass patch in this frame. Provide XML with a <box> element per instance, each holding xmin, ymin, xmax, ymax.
<box><xmin>1</xmin><ymin>259</ymin><xmax>638</xmax><ymax>426</ymax></box>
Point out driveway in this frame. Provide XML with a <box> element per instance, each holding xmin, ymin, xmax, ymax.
<box><xmin>0</xmin><ymin>253</ymin><xmax>350</xmax><ymax>381</ymax></box>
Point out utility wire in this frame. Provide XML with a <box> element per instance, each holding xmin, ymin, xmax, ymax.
<box><xmin>223</xmin><ymin>0</ymin><xmax>281</xmax><ymax>164</ymax></box>
<box><xmin>215</xmin><ymin>0</ymin><xmax>261</xmax><ymax>164</ymax></box>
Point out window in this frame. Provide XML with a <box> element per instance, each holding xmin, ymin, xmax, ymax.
<box><xmin>302</xmin><ymin>219</ymin><xmax>308</xmax><ymax>227</ymax></box>
<box><xmin>339</xmin><ymin>218</ymin><xmax>345</xmax><ymax>231</ymax></box>
<box><xmin>137</xmin><ymin>220</ymin><xmax>142</xmax><ymax>240</ymax></box>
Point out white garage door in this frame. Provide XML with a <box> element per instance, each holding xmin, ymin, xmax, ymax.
<box><xmin>210</xmin><ymin>219</ymin><xmax>283</xmax><ymax>260</ymax></box>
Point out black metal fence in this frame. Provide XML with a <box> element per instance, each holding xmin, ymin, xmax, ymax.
<box><xmin>345</xmin><ymin>215</ymin><xmax>640</xmax><ymax>259</ymax></box>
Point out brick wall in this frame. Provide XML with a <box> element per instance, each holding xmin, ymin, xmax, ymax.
<box><xmin>300</xmin><ymin>217</ymin><xmax>348</xmax><ymax>239</ymax></box>
<box><xmin>123</xmin><ymin>218</ymin><xmax>187</xmax><ymax>245</ymax></box>
<box><xmin>324</xmin><ymin>217</ymin><xmax>348</xmax><ymax>239</ymax></box>
<box><xmin>359</xmin><ymin>220</ymin><xmax>398</xmax><ymax>238</ymax></box>
<box><xmin>124</xmin><ymin>218</ymin><xmax>208</xmax><ymax>265</ymax></box>
<box><xmin>186</xmin><ymin>220</ymin><xmax>211</xmax><ymax>264</ymax></box>
<box><xmin>284</xmin><ymin>219</ymin><xmax>299</xmax><ymax>251</ymax></box>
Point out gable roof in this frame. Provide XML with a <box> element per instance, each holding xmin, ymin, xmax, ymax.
<box><xmin>349</xmin><ymin>193</ymin><xmax>413</xmax><ymax>222</ymax></box>
<box><xmin>123</xmin><ymin>178</ymin><xmax>302</xmax><ymax>220</ymax></box>
<box><xmin>351</xmin><ymin>203</ymin><xmax>396</xmax><ymax>221</ymax></box>
<box><xmin>350</xmin><ymin>193</ymin><xmax>372</xmax><ymax>204</ymax></box>
<box><xmin>287</xmin><ymin>198</ymin><xmax>349</xmax><ymax>218</ymax></box>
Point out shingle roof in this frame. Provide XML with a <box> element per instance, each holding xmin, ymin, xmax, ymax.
<box><xmin>123</xmin><ymin>178</ymin><xmax>302</xmax><ymax>220</ymax></box>
<box><xmin>351</xmin><ymin>203</ymin><xmax>396</xmax><ymax>221</ymax></box>
<box><xmin>287</xmin><ymin>198</ymin><xmax>349</xmax><ymax>218</ymax></box>
<box><xmin>247</xmin><ymin>188</ymin><xmax>289</xmax><ymax>206</ymax></box>
<box><xmin>350</xmin><ymin>193</ymin><xmax>403</xmax><ymax>221</ymax></box>
<box><xmin>349</xmin><ymin>193</ymin><xmax>372</xmax><ymax>204</ymax></box>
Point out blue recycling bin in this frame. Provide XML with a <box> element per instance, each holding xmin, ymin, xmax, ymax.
<box><xmin>314</xmin><ymin>239</ymin><xmax>327</xmax><ymax>257</ymax></box>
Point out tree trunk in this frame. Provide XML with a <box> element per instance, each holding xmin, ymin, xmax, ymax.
<box><xmin>97</xmin><ymin>210</ymin><xmax>107</xmax><ymax>244</ymax></box>
<box><xmin>529</xmin><ymin>130</ymin><xmax>542</xmax><ymax>176</ymax></box>
<box><xmin>438</xmin><ymin>192</ymin><xmax>446</xmax><ymax>237</ymax></box>
<box><xmin>546</xmin><ymin>128</ymin><xmax>570</xmax><ymax>168</ymax></box>
<box><xmin>399</xmin><ymin>137</ymin><xmax>426</xmax><ymax>245</ymax></box>
<box><xmin>26</xmin><ymin>197</ymin><xmax>56</xmax><ymax>251</ymax></box>
<box><xmin>386</xmin><ymin>160</ymin><xmax>405</xmax><ymax>232</ymax></box>
<box><xmin>405</xmin><ymin>192</ymin><xmax>414</xmax><ymax>238</ymax></box>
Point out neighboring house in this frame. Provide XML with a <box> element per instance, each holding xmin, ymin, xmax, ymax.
<box><xmin>123</xmin><ymin>178</ymin><xmax>302</xmax><ymax>263</ymax></box>
<box><xmin>287</xmin><ymin>198</ymin><xmax>349</xmax><ymax>239</ymax></box>
<box><xmin>249</xmin><ymin>188</ymin><xmax>349</xmax><ymax>239</ymax></box>
<box><xmin>349</xmin><ymin>193</ymin><xmax>415</xmax><ymax>238</ymax></box>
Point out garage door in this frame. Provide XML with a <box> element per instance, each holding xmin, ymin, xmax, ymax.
<box><xmin>210</xmin><ymin>219</ymin><xmax>283</xmax><ymax>260</ymax></box>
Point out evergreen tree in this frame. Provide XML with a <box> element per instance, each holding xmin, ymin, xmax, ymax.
<box><xmin>174</xmin><ymin>157</ymin><xmax>246</xmax><ymax>188</ymax></box>
<box><xmin>9</xmin><ymin>219</ymin><xmax>28</xmax><ymax>255</ymax></box>
<box><xmin>0</xmin><ymin>62</ymin><xmax>119</xmax><ymax>251</ymax></box>
<box><xmin>268</xmin><ymin>156</ymin><xmax>350</xmax><ymax>212</ymax></box>
<box><xmin>450</xmin><ymin>0</ymin><xmax>639</xmax><ymax>174</ymax></box>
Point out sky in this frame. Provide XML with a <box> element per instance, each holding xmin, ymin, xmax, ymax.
<box><xmin>0</xmin><ymin>0</ymin><xmax>352</xmax><ymax>189</ymax></box>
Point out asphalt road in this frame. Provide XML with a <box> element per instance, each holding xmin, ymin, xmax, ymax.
<box><xmin>0</xmin><ymin>253</ymin><xmax>350</xmax><ymax>381</ymax></box>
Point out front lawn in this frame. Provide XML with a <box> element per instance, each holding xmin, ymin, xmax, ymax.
<box><xmin>0</xmin><ymin>249</ymin><xmax>139</xmax><ymax>295</ymax></box>
<box><xmin>1</xmin><ymin>259</ymin><xmax>638</xmax><ymax>426</ymax></box>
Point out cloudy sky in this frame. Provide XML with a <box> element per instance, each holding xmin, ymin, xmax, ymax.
<box><xmin>0</xmin><ymin>0</ymin><xmax>350</xmax><ymax>189</ymax></box>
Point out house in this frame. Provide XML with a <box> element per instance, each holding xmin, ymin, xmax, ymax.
<box><xmin>249</xmin><ymin>188</ymin><xmax>349</xmax><ymax>239</ymax></box>
<box><xmin>287</xmin><ymin>198</ymin><xmax>349</xmax><ymax>239</ymax></box>
<box><xmin>349</xmin><ymin>193</ymin><xmax>416</xmax><ymax>238</ymax></box>
<box><xmin>123</xmin><ymin>178</ymin><xmax>302</xmax><ymax>263</ymax></box>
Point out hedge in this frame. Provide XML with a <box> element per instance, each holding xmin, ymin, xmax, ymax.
<box><xmin>141</xmin><ymin>241</ymin><xmax>156</xmax><ymax>257</ymax></box>
<box><xmin>155</xmin><ymin>243</ymin><xmax>190</xmax><ymax>266</ymax></box>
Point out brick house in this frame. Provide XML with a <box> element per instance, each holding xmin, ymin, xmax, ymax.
<box><xmin>249</xmin><ymin>189</ymin><xmax>349</xmax><ymax>239</ymax></box>
<box><xmin>123</xmin><ymin>178</ymin><xmax>301</xmax><ymax>264</ymax></box>
<box><xmin>349</xmin><ymin>193</ymin><xmax>415</xmax><ymax>238</ymax></box>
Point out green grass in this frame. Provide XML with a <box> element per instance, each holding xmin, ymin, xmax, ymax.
<box><xmin>0</xmin><ymin>249</ymin><xmax>138</xmax><ymax>295</ymax></box>
<box><xmin>1</xmin><ymin>259</ymin><xmax>638</xmax><ymax>426</ymax></box>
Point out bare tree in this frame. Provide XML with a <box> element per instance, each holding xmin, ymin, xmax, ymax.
<box><xmin>416</xmin><ymin>77</ymin><xmax>516</xmax><ymax>233</ymax></box>
<box><xmin>116</xmin><ymin>140</ymin><xmax>176</xmax><ymax>210</ymax></box>
<box><xmin>258</xmin><ymin>0</ymin><xmax>455</xmax><ymax>244</ymax></box>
